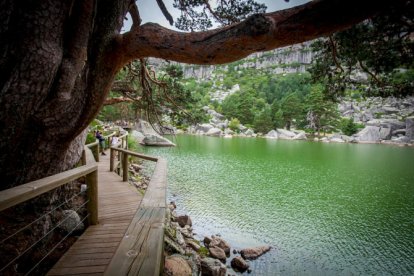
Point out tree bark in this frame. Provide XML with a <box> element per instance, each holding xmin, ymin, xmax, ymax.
<box><xmin>0</xmin><ymin>0</ymin><xmax>405</xmax><ymax>189</ymax></box>
<box><xmin>120</xmin><ymin>0</ymin><xmax>401</xmax><ymax>65</ymax></box>
<box><xmin>0</xmin><ymin>0</ymin><xmax>129</xmax><ymax>189</ymax></box>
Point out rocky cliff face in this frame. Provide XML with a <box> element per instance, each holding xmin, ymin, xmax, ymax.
<box><xmin>148</xmin><ymin>41</ymin><xmax>313</xmax><ymax>79</ymax></box>
<box><xmin>179</xmin><ymin>42</ymin><xmax>313</xmax><ymax>79</ymax></box>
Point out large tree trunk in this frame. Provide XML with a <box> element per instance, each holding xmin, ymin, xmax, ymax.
<box><xmin>0</xmin><ymin>0</ymin><xmax>404</xmax><ymax>190</ymax></box>
<box><xmin>0</xmin><ymin>0</ymin><xmax>129</xmax><ymax>189</ymax></box>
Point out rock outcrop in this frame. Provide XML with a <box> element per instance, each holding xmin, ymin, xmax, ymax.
<box><xmin>240</xmin><ymin>245</ymin><xmax>271</xmax><ymax>260</ymax></box>
<box><xmin>200</xmin><ymin>258</ymin><xmax>227</xmax><ymax>276</ymax></box>
<box><xmin>134</xmin><ymin>120</ymin><xmax>175</xmax><ymax>147</ymax></box>
<box><xmin>231</xmin><ymin>256</ymin><xmax>250</xmax><ymax>272</ymax></box>
<box><xmin>164</xmin><ymin>256</ymin><xmax>192</xmax><ymax>276</ymax></box>
<box><xmin>406</xmin><ymin>116</ymin><xmax>414</xmax><ymax>140</ymax></box>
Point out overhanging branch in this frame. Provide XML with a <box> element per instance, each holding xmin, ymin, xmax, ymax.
<box><xmin>120</xmin><ymin>0</ymin><xmax>403</xmax><ymax>65</ymax></box>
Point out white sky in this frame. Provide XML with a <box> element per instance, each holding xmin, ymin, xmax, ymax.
<box><xmin>122</xmin><ymin>0</ymin><xmax>309</xmax><ymax>32</ymax></box>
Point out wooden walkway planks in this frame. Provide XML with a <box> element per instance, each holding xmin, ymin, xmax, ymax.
<box><xmin>104</xmin><ymin>158</ymin><xmax>167</xmax><ymax>276</ymax></box>
<box><xmin>48</xmin><ymin>153</ymin><xmax>142</xmax><ymax>276</ymax></box>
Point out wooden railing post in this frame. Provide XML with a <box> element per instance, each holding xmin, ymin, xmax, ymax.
<box><xmin>110</xmin><ymin>148</ymin><xmax>114</xmax><ymax>172</ymax></box>
<box><xmin>94</xmin><ymin>144</ymin><xmax>100</xmax><ymax>162</ymax></box>
<box><xmin>81</xmin><ymin>150</ymin><xmax>86</xmax><ymax>165</ymax></box>
<box><xmin>86</xmin><ymin>170</ymin><xmax>99</xmax><ymax>225</ymax></box>
<box><xmin>122</xmin><ymin>152</ymin><xmax>128</xmax><ymax>182</ymax></box>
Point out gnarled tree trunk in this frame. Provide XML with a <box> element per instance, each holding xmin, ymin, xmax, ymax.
<box><xmin>0</xmin><ymin>0</ymin><xmax>403</xmax><ymax>189</ymax></box>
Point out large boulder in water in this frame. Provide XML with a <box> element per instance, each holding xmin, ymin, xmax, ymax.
<box><xmin>209</xmin><ymin>236</ymin><xmax>231</xmax><ymax>255</ymax></box>
<box><xmin>200</xmin><ymin>257</ymin><xmax>227</xmax><ymax>276</ymax></box>
<box><xmin>130</xmin><ymin>130</ymin><xmax>145</xmax><ymax>143</ymax></box>
<box><xmin>175</xmin><ymin>215</ymin><xmax>192</xmax><ymax>227</ymax></box>
<box><xmin>293</xmin><ymin>132</ymin><xmax>307</xmax><ymax>140</ymax></box>
<box><xmin>276</xmin><ymin>129</ymin><xmax>296</xmax><ymax>139</ymax></box>
<box><xmin>265</xmin><ymin>130</ymin><xmax>278</xmax><ymax>139</ymax></box>
<box><xmin>197</xmin><ymin>123</ymin><xmax>214</xmax><ymax>133</ymax></box>
<box><xmin>141</xmin><ymin>134</ymin><xmax>175</xmax><ymax>147</ymax></box>
<box><xmin>240</xmin><ymin>245</ymin><xmax>271</xmax><ymax>260</ymax></box>
<box><xmin>206</xmin><ymin>127</ymin><xmax>223</xmax><ymax>136</ymax></box>
<box><xmin>244</xmin><ymin>129</ymin><xmax>255</xmax><ymax>136</ymax></box>
<box><xmin>231</xmin><ymin>256</ymin><xmax>250</xmax><ymax>272</ymax></box>
<box><xmin>209</xmin><ymin>246</ymin><xmax>226</xmax><ymax>262</ymax></box>
<box><xmin>355</xmin><ymin>126</ymin><xmax>382</xmax><ymax>142</ymax></box>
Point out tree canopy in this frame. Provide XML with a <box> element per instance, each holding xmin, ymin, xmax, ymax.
<box><xmin>309</xmin><ymin>1</ymin><xmax>414</xmax><ymax>98</ymax></box>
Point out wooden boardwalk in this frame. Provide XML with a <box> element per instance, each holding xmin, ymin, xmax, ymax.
<box><xmin>48</xmin><ymin>152</ymin><xmax>143</xmax><ymax>275</ymax></box>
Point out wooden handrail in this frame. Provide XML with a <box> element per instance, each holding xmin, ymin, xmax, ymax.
<box><xmin>105</xmin><ymin>131</ymin><xmax>167</xmax><ymax>275</ymax></box>
<box><xmin>104</xmin><ymin>157</ymin><xmax>167</xmax><ymax>276</ymax></box>
<box><xmin>114</xmin><ymin>148</ymin><xmax>159</xmax><ymax>162</ymax></box>
<box><xmin>86</xmin><ymin>141</ymin><xmax>99</xmax><ymax>162</ymax></box>
<box><xmin>0</xmin><ymin>147</ymin><xmax>99</xmax><ymax>225</ymax></box>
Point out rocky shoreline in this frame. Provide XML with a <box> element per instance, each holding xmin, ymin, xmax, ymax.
<box><xmin>177</xmin><ymin>97</ymin><xmax>414</xmax><ymax>147</ymax></box>
<box><xmin>164</xmin><ymin>202</ymin><xmax>271</xmax><ymax>275</ymax></box>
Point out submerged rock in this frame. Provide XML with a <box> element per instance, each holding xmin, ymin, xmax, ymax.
<box><xmin>200</xmin><ymin>257</ymin><xmax>227</xmax><ymax>276</ymax></box>
<box><xmin>209</xmin><ymin>246</ymin><xmax>226</xmax><ymax>262</ymax></box>
<box><xmin>176</xmin><ymin>215</ymin><xmax>192</xmax><ymax>228</ymax></box>
<box><xmin>209</xmin><ymin>236</ymin><xmax>231</xmax><ymax>255</ymax></box>
<box><xmin>240</xmin><ymin>245</ymin><xmax>271</xmax><ymax>260</ymax></box>
<box><xmin>231</xmin><ymin>256</ymin><xmax>250</xmax><ymax>272</ymax></box>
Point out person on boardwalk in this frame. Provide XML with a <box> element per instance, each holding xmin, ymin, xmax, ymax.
<box><xmin>95</xmin><ymin>130</ymin><xmax>106</xmax><ymax>155</ymax></box>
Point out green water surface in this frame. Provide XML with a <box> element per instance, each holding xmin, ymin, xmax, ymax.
<box><xmin>143</xmin><ymin>135</ymin><xmax>414</xmax><ymax>275</ymax></box>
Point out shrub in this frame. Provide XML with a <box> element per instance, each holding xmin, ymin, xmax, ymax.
<box><xmin>228</xmin><ymin>118</ymin><xmax>241</xmax><ymax>132</ymax></box>
<box><xmin>339</xmin><ymin>118</ymin><xmax>359</xmax><ymax>136</ymax></box>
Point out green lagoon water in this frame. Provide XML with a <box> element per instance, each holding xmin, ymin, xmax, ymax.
<box><xmin>142</xmin><ymin>135</ymin><xmax>414</xmax><ymax>275</ymax></box>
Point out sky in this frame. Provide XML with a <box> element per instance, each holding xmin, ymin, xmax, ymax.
<box><xmin>122</xmin><ymin>0</ymin><xmax>309</xmax><ymax>32</ymax></box>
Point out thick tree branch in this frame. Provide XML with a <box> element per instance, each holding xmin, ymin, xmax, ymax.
<box><xmin>129</xmin><ymin>1</ymin><xmax>141</xmax><ymax>28</ymax></box>
<box><xmin>156</xmin><ymin>0</ymin><xmax>173</xmax><ymax>25</ymax></box>
<box><xmin>121</xmin><ymin>0</ymin><xmax>403</xmax><ymax>65</ymax></box>
<box><xmin>104</xmin><ymin>96</ymin><xmax>140</xmax><ymax>105</ymax></box>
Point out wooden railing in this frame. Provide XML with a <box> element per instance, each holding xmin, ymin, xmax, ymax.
<box><xmin>105</xmin><ymin>137</ymin><xmax>167</xmax><ymax>276</ymax></box>
<box><xmin>0</xmin><ymin>131</ymin><xmax>167</xmax><ymax>275</ymax></box>
<box><xmin>0</xmin><ymin>146</ymin><xmax>99</xmax><ymax>224</ymax></box>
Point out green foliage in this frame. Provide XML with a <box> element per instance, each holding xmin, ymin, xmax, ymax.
<box><xmin>221</xmin><ymin>90</ymin><xmax>256</xmax><ymax>125</ymax></box>
<box><xmin>128</xmin><ymin>135</ymin><xmax>140</xmax><ymax>152</ymax></box>
<box><xmin>228</xmin><ymin>118</ymin><xmax>240</xmax><ymax>132</ymax></box>
<box><xmin>174</xmin><ymin>0</ymin><xmax>266</xmax><ymax>31</ymax></box>
<box><xmin>280</xmin><ymin>93</ymin><xmax>303</xmax><ymax>130</ymax></box>
<box><xmin>253</xmin><ymin>107</ymin><xmax>273</xmax><ymax>134</ymax></box>
<box><xmin>339</xmin><ymin>118</ymin><xmax>358</xmax><ymax>136</ymax></box>
<box><xmin>308</xmin><ymin>5</ymin><xmax>414</xmax><ymax>99</ymax></box>
<box><xmin>305</xmin><ymin>84</ymin><xmax>340</xmax><ymax>135</ymax></box>
<box><xmin>273</xmin><ymin>109</ymin><xmax>284</xmax><ymax>129</ymax></box>
<box><xmin>85</xmin><ymin>132</ymin><xmax>96</xmax><ymax>144</ymax></box>
<box><xmin>198</xmin><ymin>246</ymin><xmax>209</xmax><ymax>258</ymax></box>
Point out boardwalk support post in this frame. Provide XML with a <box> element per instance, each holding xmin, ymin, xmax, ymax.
<box><xmin>122</xmin><ymin>152</ymin><xmax>128</xmax><ymax>182</ymax></box>
<box><xmin>86</xmin><ymin>169</ymin><xmax>99</xmax><ymax>225</ymax></box>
